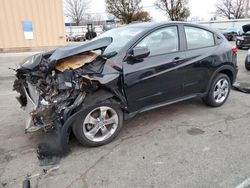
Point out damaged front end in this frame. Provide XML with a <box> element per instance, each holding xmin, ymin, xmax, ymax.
<box><xmin>13</xmin><ymin>37</ymin><xmax>123</xmax><ymax>162</ymax></box>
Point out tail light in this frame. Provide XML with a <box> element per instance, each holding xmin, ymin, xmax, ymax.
<box><xmin>232</xmin><ymin>46</ymin><xmax>237</xmax><ymax>54</ymax></box>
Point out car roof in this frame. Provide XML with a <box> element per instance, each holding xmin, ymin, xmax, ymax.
<box><xmin>125</xmin><ymin>21</ymin><xmax>221</xmax><ymax>34</ymax></box>
<box><xmin>126</xmin><ymin>21</ymin><xmax>214</xmax><ymax>28</ymax></box>
<box><xmin>125</xmin><ymin>21</ymin><xmax>183</xmax><ymax>28</ymax></box>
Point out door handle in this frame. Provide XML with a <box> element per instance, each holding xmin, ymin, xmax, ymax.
<box><xmin>173</xmin><ymin>57</ymin><xmax>181</xmax><ymax>62</ymax></box>
<box><xmin>172</xmin><ymin>57</ymin><xmax>182</xmax><ymax>65</ymax></box>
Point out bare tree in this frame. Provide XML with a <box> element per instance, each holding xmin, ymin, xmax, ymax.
<box><xmin>132</xmin><ymin>11</ymin><xmax>151</xmax><ymax>22</ymax></box>
<box><xmin>105</xmin><ymin>0</ymin><xmax>143</xmax><ymax>24</ymax></box>
<box><xmin>155</xmin><ymin>0</ymin><xmax>190</xmax><ymax>21</ymax></box>
<box><xmin>94</xmin><ymin>14</ymin><xmax>104</xmax><ymax>25</ymax></box>
<box><xmin>215</xmin><ymin>0</ymin><xmax>245</xmax><ymax>19</ymax></box>
<box><xmin>65</xmin><ymin>0</ymin><xmax>89</xmax><ymax>26</ymax></box>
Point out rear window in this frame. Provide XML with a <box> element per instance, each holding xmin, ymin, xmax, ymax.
<box><xmin>184</xmin><ymin>26</ymin><xmax>215</xmax><ymax>50</ymax></box>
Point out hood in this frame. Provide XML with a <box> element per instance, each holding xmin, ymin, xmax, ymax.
<box><xmin>242</xmin><ymin>24</ymin><xmax>250</xmax><ymax>33</ymax></box>
<box><xmin>20</xmin><ymin>53</ymin><xmax>43</xmax><ymax>70</ymax></box>
<box><xmin>19</xmin><ymin>37</ymin><xmax>113</xmax><ymax>71</ymax></box>
<box><xmin>48</xmin><ymin>37</ymin><xmax>112</xmax><ymax>62</ymax></box>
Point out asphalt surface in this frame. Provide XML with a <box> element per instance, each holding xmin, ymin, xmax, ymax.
<box><xmin>0</xmin><ymin>45</ymin><xmax>250</xmax><ymax>188</ymax></box>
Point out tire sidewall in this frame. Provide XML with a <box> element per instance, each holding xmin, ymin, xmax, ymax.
<box><xmin>73</xmin><ymin>102</ymin><xmax>123</xmax><ymax>147</ymax></box>
<box><xmin>206</xmin><ymin>74</ymin><xmax>231</xmax><ymax>107</ymax></box>
<box><xmin>245</xmin><ymin>57</ymin><xmax>250</xmax><ymax>70</ymax></box>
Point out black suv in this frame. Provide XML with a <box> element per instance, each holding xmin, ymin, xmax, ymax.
<box><xmin>14</xmin><ymin>22</ymin><xmax>238</xmax><ymax>150</ymax></box>
<box><xmin>236</xmin><ymin>24</ymin><xmax>250</xmax><ymax>49</ymax></box>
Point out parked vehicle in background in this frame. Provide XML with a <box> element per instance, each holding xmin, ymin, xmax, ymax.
<box><xmin>13</xmin><ymin>22</ymin><xmax>238</xmax><ymax>148</ymax></box>
<box><xmin>73</xmin><ymin>33</ymin><xmax>86</xmax><ymax>42</ymax></box>
<box><xmin>236</xmin><ymin>24</ymin><xmax>250</xmax><ymax>49</ymax></box>
<box><xmin>222</xmin><ymin>27</ymin><xmax>243</xmax><ymax>41</ymax></box>
<box><xmin>102</xmin><ymin>19</ymin><xmax>116</xmax><ymax>32</ymax></box>
<box><xmin>85</xmin><ymin>23</ymin><xmax>97</xmax><ymax>40</ymax></box>
<box><xmin>66</xmin><ymin>32</ymin><xmax>76</xmax><ymax>42</ymax></box>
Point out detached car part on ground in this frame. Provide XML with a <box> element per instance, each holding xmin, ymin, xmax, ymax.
<box><xmin>14</xmin><ymin>22</ymin><xmax>238</xmax><ymax>158</ymax></box>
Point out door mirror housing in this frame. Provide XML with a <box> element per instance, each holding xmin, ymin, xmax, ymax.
<box><xmin>131</xmin><ymin>47</ymin><xmax>150</xmax><ymax>59</ymax></box>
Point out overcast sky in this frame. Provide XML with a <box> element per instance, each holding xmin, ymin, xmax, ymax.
<box><xmin>85</xmin><ymin>0</ymin><xmax>218</xmax><ymax>21</ymax></box>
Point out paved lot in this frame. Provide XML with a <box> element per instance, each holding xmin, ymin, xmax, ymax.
<box><xmin>0</xmin><ymin>46</ymin><xmax>250</xmax><ymax>188</ymax></box>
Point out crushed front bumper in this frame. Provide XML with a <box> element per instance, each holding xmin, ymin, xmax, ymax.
<box><xmin>23</xmin><ymin>82</ymin><xmax>41</xmax><ymax>133</ymax></box>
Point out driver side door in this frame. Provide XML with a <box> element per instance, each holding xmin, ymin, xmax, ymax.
<box><xmin>123</xmin><ymin>25</ymin><xmax>186</xmax><ymax>112</ymax></box>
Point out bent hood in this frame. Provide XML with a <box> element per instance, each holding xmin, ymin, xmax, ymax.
<box><xmin>20</xmin><ymin>37</ymin><xmax>113</xmax><ymax>71</ymax></box>
<box><xmin>48</xmin><ymin>37</ymin><xmax>112</xmax><ymax>62</ymax></box>
<box><xmin>242</xmin><ymin>24</ymin><xmax>250</xmax><ymax>33</ymax></box>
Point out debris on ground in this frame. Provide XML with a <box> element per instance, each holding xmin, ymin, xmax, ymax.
<box><xmin>233</xmin><ymin>82</ymin><xmax>250</xmax><ymax>93</ymax></box>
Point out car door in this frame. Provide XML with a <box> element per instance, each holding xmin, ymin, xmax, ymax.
<box><xmin>123</xmin><ymin>25</ymin><xmax>186</xmax><ymax>112</ymax></box>
<box><xmin>181</xmin><ymin>25</ymin><xmax>219</xmax><ymax>96</ymax></box>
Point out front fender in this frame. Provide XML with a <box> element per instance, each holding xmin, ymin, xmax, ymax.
<box><xmin>59</xmin><ymin>89</ymin><xmax>120</xmax><ymax>154</ymax></box>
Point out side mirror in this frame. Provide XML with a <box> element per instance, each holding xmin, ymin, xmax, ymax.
<box><xmin>131</xmin><ymin>46</ymin><xmax>150</xmax><ymax>59</ymax></box>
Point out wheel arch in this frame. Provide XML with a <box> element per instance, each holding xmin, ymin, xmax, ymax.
<box><xmin>206</xmin><ymin>65</ymin><xmax>236</xmax><ymax>94</ymax></box>
<box><xmin>59</xmin><ymin>89</ymin><xmax>125</xmax><ymax>151</ymax></box>
<box><xmin>218</xmin><ymin>69</ymin><xmax>234</xmax><ymax>85</ymax></box>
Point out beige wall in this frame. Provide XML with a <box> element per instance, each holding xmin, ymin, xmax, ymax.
<box><xmin>0</xmin><ymin>0</ymin><xmax>66</xmax><ymax>51</ymax></box>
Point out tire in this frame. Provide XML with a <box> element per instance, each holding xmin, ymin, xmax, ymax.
<box><xmin>85</xmin><ymin>33</ymin><xmax>89</xmax><ymax>40</ymax></box>
<box><xmin>245</xmin><ymin>57</ymin><xmax>250</xmax><ymax>70</ymax></box>
<box><xmin>203</xmin><ymin>73</ymin><xmax>231</xmax><ymax>107</ymax></box>
<box><xmin>73</xmin><ymin>101</ymin><xmax>123</xmax><ymax>147</ymax></box>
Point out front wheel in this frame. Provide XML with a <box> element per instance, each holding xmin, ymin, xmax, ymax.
<box><xmin>203</xmin><ymin>73</ymin><xmax>231</xmax><ymax>107</ymax></box>
<box><xmin>73</xmin><ymin>102</ymin><xmax>123</xmax><ymax>146</ymax></box>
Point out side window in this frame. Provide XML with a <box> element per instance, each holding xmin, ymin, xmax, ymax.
<box><xmin>135</xmin><ymin>26</ymin><xmax>179</xmax><ymax>56</ymax></box>
<box><xmin>184</xmin><ymin>26</ymin><xmax>215</xmax><ymax>50</ymax></box>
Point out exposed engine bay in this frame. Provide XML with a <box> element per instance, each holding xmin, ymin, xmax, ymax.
<box><xmin>13</xmin><ymin>37</ymin><xmax>124</xmax><ymax>163</ymax></box>
<box><xmin>14</xmin><ymin>51</ymin><xmax>104</xmax><ymax>133</ymax></box>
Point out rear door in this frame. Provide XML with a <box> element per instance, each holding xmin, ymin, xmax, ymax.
<box><xmin>123</xmin><ymin>25</ymin><xmax>186</xmax><ymax>112</ymax></box>
<box><xmin>180</xmin><ymin>25</ymin><xmax>218</xmax><ymax>96</ymax></box>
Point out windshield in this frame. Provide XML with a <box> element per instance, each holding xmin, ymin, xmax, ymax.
<box><xmin>94</xmin><ymin>27</ymin><xmax>145</xmax><ymax>55</ymax></box>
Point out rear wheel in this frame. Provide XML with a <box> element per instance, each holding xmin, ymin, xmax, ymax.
<box><xmin>73</xmin><ymin>102</ymin><xmax>123</xmax><ymax>146</ymax></box>
<box><xmin>203</xmin><ymin>73</ymin><xmax>231</xmax><ymax>107</ymax></box>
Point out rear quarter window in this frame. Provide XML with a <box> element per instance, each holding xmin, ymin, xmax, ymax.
<box><xmin>184</xmin><ymin>26</ymin><xmax>215</xmax><ymax>50</ymax></box>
